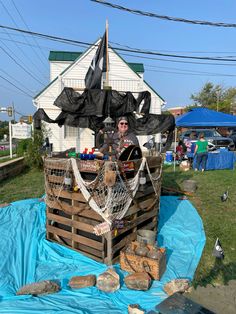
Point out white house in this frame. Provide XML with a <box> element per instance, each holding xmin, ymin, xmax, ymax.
<box><xmin>33</xmin><ymin>39</ymin><xmax>165</xmax><ymax>152</ymax></box>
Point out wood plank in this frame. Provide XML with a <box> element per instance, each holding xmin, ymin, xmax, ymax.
<box><xmin>76</xmin><ymin>243</ymin><xmax>103</xmax><ymax>258</ymax></box>
<box><xmin>72</xmin><ymin>233</ymin><xmax>103</xmax><ymax>250</ymax></box>
<box><xmin>47</xmin><ymin>224</ymin><xmax>72</xmax><ymax>240</ymax></box>
<box><xmin>47</xmin><ymin>200</ymin><xmax>90</xmax><ymax>216</ymax></box>
<box><xmin>112</xmin><ymin>232</ymin><xmax>137</xmax><ymax>255</ymax></box>
<box><xmin>47</xmin><ymin>224</ymin><xmax>103</xmax><ymax>250</ymax></box>
<box><xmin>112</xmin><ymin>209</ymin><xmax>157</xmax><ymax>238</ymax></box>
<box><xmin>47</xmin><ymin>237</ymin><xmax>103</xmax><ymax>263</ymax></box>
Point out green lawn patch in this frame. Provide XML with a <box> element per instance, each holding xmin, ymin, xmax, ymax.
<box><xmin>0</xmin><ymin>167</ymin><xmax>44</xmax><ymax>203</ymax></box>
<box><xmin>163</xmin><ymin>165</ymin><xmax>236</xmax><ymax>287</ymax></box>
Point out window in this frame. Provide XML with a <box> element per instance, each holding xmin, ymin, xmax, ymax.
<box><xmin>64</xmin><ymin>126</ymin><xmax>79</xmax><ymax>138</ymax></box>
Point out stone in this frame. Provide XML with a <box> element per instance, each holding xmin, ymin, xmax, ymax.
<box><xmin>16</xmin><ymin>280</ymin><xmax>60</xmax><ymax>296</ymax></box>
<box><xmin>96</xmin><ymin>268</ymin><xmax>120</xmax><ymax>293</ymax></box>
<box><xmin>69</xmin><ymin>275</ymin><xmax>96</xmax><ymax>289</ymax></box>
<box><xmin>163</xmin><ymin>279</ymin><xmax>191</xmax><ymax>296</ymax></box>
<box><xmin>125</xmin><ymin>272</ymin><xmax>151</xmax><ymax>291</ymax></box>
<box><xmin>128</xmin><ymin>304</ymin><xmax>145</xmax><ymax>314</ymax></box>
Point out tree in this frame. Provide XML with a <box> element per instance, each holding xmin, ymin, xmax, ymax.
<box><xmin>190</xmin><ymin>83</ymin><xmax>236</xmax><ymax>113</ymax></box>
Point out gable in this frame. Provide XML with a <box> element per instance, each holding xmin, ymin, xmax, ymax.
<box><xmin>34</xmin><ymin>41</ymin><xmax>163</xmax><ymax>102</ymax></box>
<box><xmin>49</xmin><ymin>51</ymin><xmax>144</xmax><ymax>73</ymax></box>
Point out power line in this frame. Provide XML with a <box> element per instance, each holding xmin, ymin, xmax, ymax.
<box><xmin>10</xmin><ymin>0</ymin><xmax>49</xmax><ymax>68</ymax></box>
<box><xmin>1</xmin><ymin>23</ymin><xmax>236</xmax><ymax>62</ymax></box>
<box><xmin>0</xmin><ymin>45</ymin><xmax>46</xmax><ymax>86</ymax></box>
<box><xmin>91</xmin><ymin>0</ymin><xmax>236</xmax><ymax>28</ymax></box>
<box><xmin>119</xmin><ymin>52</ymin><xmax>236</xmax><ymax>67</ymax></box>
<box><xmin>0</xmin><ymin>68</ymin><xmax>34</xmax><ymax>93</ymax></box>
<box><xmin>0</xmin><ymin>0</ymin><xmax>47</xmax><ymax>80</ymax></box>
<box><xmin>0</xmin><ymin>74</ymin><xmax>33</xmax><ymax>98</ymax></box>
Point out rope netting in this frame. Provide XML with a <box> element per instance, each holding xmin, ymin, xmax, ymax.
<box><xmin>44</xmin><ymin>157</ymin><xmax>162</xmax><ymax>230</ymax></box>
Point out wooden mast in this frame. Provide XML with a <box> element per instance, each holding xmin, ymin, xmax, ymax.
<box><xmin>105</xmin><ymin>19</ymin><xmax>109</xmax><ymax>86</ymax></box>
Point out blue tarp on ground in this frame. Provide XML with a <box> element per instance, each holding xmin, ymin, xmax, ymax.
<box><xmin>176</xmin><ymin>107</ymin><xmax>236</xmax><ymax>127</ymax></box>
<box><xmin>0</xmin><ymin>197</ymin><xmax>206</xmax><ymax>313</ymax></box>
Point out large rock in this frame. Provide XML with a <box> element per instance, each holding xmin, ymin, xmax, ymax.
<box><xmin>128</xmin><ymin>304</ymin><xmax>145</xmax><ymax>314</ymax></box>
<box><xmin>69</xmin><ymin>275</ymin><xmax>96</xmax><ymax>289</ymax></box>
<box><xmin>16</xmin><ymin>280</ymin><xmax>60</xmax><ymax>296</ymax></box>
<box><xmin>96</xmin><ymin>268</ymin><xmax>120</xmax><ymax>293</ymax></box>
<box><xmin>164</xmin><ymin>279</ymin><xmax>190</xmax><ymax>296</ymax></box>
<box><xmin>125</xmin><ymin>272</ymin><xmax>151</xmax><ymax>291</ymax></box>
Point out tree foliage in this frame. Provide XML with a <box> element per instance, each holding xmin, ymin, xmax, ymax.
<box><xmin>190</xmin><ymin>82</ymin><xmax>236</xmax><ymax>113</ymax></box>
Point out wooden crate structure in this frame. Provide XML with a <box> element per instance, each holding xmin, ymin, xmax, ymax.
<box><xmin>120</xmin><ymin>241</ymin><xmax>166</xmax><ymax>280</ymax></box>
<box><xmin>44</xmin><ymin>156</ymin><xmax>162</xmax><ymax>265</ymax></box>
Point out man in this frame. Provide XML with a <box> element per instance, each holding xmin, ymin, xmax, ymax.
<box><xmin>99</xmin><ymin>116</ymin><xmax>139</xmax><ymax>159</ymax></box>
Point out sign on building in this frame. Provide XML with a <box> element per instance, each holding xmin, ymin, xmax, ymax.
<box><xmin>12</xmin><ymin>122</ymin><xmax>32</xmax><ymax>139</ymax></box>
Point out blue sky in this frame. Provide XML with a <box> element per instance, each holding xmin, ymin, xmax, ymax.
<box><xmin>1</xmin><ymin>0</ymin><xmax>236</xmax><ymax>120</ymax></box>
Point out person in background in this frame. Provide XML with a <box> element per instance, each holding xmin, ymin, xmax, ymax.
<box><xmin>184</xmin><ymin>132</ymin><xmax>196</xmax><ymax>167</ymax></box>
<box><xmin>99</xmin><ymin>116</ymin><xmax>139</xmax><ymax>158</ymax></box>
<box><xmin>176</xmin><ymin>140</ymin><xmax>185</xmax><ymax>162</ymax></box>
<box><xmin>194</xmin><ymin>132</ymin><xmax>208</xmax><ymax>172</ymax></box>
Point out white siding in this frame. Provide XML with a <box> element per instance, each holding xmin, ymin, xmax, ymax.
<box><xmin>35</xmin><ymin>41</ymin><xmax>164</xmax><ymax>152</ymax></box>
<box><xmin>50</xmin><ymin>61</ymin><xmax>72</xmax><ymax>81</ymax></box>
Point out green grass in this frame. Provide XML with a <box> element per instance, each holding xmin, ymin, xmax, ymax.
<box><xmin>0</xmin><ymin>163</ymin><xmax>235</xmax><ymax>287</ymax></box>
<box><xmin>0</xmin><ymin>167</ymin><xmax>44</xmax><ymax>203</ymax></box>
<box><xmin>0</xmin><ymin>148</ymin><xmax>16</xmax><ymax>157</ymax></box>
<box><xmin>162</xmin><ymin>165</ymin><xmax>236</xmax><ymax>287</ymax></box>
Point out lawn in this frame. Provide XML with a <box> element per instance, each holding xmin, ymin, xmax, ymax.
<box><xmin>163</xmin><ymin>165</ymin><xmax>236</xmax><ymax>287</ymax></box>
<box><xmin>0</xmin><ymin>167</ymin><xmax>45</xmax><ymax>203</ymax></box>
<box><xmin>0</xmin><ymin>164</ymin><xmax>235</xmax><ymax>287</ymax></box>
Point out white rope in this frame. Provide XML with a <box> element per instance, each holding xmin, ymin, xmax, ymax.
<box><xmin>71</xmin><ymin>157</ymin><xmax>146</xmax><ymax>224</ymax></box>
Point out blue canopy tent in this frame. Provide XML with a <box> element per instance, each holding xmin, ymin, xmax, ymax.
<box><xmin>173</xmin><ymin>107</ymin><xmax>236</xmax><ymax>171</ymax></box>
<box><xmin>176</xmin><ymin>107</ymin><xmax>236</xmax><ymax>127</ymax></box>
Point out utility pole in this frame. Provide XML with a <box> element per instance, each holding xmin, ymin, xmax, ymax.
<box><xmin>216</xmin><ymin>88</ymin><xmax>221</xmax><ymax>112</ymax></box>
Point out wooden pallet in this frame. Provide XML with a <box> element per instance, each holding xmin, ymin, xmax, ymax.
<box><xmin>45</xmin><ymin>156</ymin><xmax>162</xmax><ymax>264</ymax></box>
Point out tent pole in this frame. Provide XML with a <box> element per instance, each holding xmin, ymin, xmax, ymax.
<box><xmin>174</xmin><ymin>127</ymin><xmax>177</xmax><ymax>172</ymax></box>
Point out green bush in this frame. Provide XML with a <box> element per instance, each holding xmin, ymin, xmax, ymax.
<box><xmin>25</xmin><ymin>129</ymin><xmax>44</xmax><ymax>169</ymax></box>
<box><xmin>17</xmin><ymin>139</ymin><xmax>31</xmax><ymax>156</ymax></box>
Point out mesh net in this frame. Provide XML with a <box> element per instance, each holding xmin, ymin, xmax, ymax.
<box><xmin>44</xmin><ymin>157</ymin><xmax>162</xmax><ymax>228</ymax></box>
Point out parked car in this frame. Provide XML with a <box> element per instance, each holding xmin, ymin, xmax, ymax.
<box><xmin>180</xmin><ymin>129</ymin><xmax>235</xmax><ymax>151</ymax></box>
<box><xmin>228</xmin><ymin>130</ymin><xmax>236</xmax><ymax>147</ymax></box>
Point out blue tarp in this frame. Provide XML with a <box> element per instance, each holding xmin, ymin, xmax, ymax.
<box><xmin>0</xmin><ymin>197</ymin><xmax>206</xmax><ymax>313</ymax></box>
<box><xmin>176</xmin><ymin>107</ymin><xmax>236</xmax><ymax>127</ymax></box>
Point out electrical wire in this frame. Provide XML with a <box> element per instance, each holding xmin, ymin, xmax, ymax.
<box><xmin>0</xmin><ymin>45</ymin><xmax>46</xmax><ymax>86</ymax></box>
<box><xmin>1</xmin><ymin>24</ymin><xmax>236</xmax><ymax>62</ymax></box>
<box><xmin>10</xmin><ymin>0</ymin><xmax>49</xmax><ymax>68</ymax></box>
<box><xmin>91</xmin><ymin>0</ymin><xmax>236</xmax><ymax>28</ymax></box>
<box><xmin>0</xmin><ymin>0</ymin><xmax>47</xmax><ymax>79</ymax></box>
<box><xmin>0</xmin><ymin>74</ymin><xmax>33</xmax><ymax>98</ymax></box>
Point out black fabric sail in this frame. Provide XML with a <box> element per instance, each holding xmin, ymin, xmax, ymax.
<box><xmin>85</xmin><ymin>32</ymin><xmax>107</xmax><ymax>89</ymax></box>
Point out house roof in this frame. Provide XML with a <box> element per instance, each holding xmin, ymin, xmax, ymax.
<box><xmin>49</xmin><ymin>51</ymin><xmax>83</xmax><ymax>62</ymax></box>
<box><xmin>34</xmin><ymin>43</ymin><xmax>164</xmax><ymax>102</ymax></box>
<box><xmin>48</xmin><ymin>51</ymin><xmax>144</xmax><ymax>73</ymax></box>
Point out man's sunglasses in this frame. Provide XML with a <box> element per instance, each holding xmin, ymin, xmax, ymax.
<box><xmin>119</xmin><ymin>122</ymin><xmax>128</xmax><ymax>125</ymax></box>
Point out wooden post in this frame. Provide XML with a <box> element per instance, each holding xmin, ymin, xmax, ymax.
<box><xmin>105</xmin><ymin>19</ymin><xmax>109</xmax><ymax>86</ymax></box>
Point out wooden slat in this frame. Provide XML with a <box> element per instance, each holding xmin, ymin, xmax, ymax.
<box><xmin>47</xmin><ymin>174</ymin><xmax>64</xmax><ymax>184</ymax></box>
<box><xmin>47</xmin><ymin>236</ymin><xmax>103</xmax><ymax>263</ymax></box>
<box><xmin>47</xmin><ymin>224</ymin><xmax>72</xmax><ymax>240</ymax></box>
<box><xmin>112</xmin><ymin>209</ymin><xmax>157</xmax><ymax>238</ymax></box>
<box><xmin>71</xmin><ymin>233</ymin><xmax>103</xmax><ymax>250</ymax></box>
<box><xmin>125</xmin><ymin>197</ymin><xmax>157</xmax><ymax>217</ymax></box>
<box><xmin>47</xmin><ymin>224</ymin><xmax>103</xmax><ymax>250</ymax></box>
<box><xmin>47</xmin><ymin>213</ymin><xmax>95</xmax><ymax>234</ymax></box>
<box><xmin>112</xmin><ymin>232</ymin><xmax>137</xmax><ymax>255</ymax></box>
<box><xmin>76</xmin><ymin>243</ymin><xmax>103</xmax><ymax>258</ymax></box>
